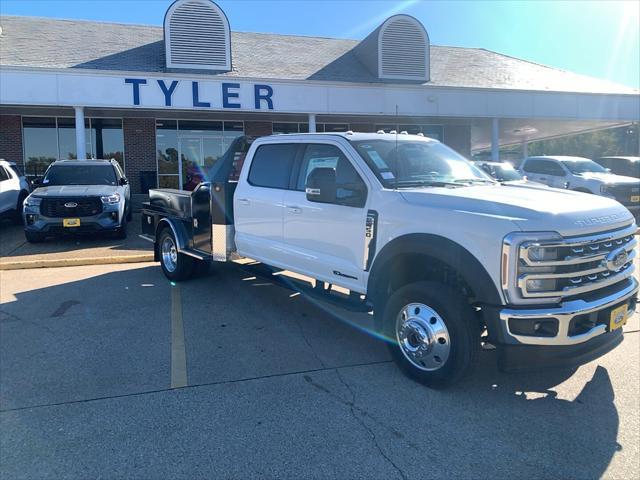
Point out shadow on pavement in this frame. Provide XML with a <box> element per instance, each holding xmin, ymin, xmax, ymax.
<box><xmin>0</xmin><ymin>261</ymin><xmax>622</xmax><ymax>478</ymax></box>
<box><xmin>0</xmin><ymin>214</ymin><xmax>151</xmax><ymax>260</ymax></box>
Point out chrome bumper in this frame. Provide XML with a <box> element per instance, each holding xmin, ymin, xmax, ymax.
<box><xmin>499</xmin><ymin>278</ymin><xmax>638</xmax><ymax>346</ymax></box>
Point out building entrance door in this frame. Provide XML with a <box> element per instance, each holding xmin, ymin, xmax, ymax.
<box><xmin>178</xmin><ymin>136</ymin><xmax>204</xmax><ymax>191</ymax></box>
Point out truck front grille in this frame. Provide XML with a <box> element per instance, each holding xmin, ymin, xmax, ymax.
<box><xmin>606</xmin><ymin>184</ymin><xmax>640</xmax><ymax>206</ymax></box>
<box><xmin>517</xmin><ymin>224</ymin><xmax>637</xmax><ymax>299</ymax></box>
<box><xmin>40</xmin><ymin>197</ymin><xmax>103</xmax><ymax>218</ymax></box>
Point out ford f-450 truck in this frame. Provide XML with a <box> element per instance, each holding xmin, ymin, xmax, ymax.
<box><xmin>141</xmin><ymin>133</ymin><xmax>638</xmax><ymax>388</ymax></box>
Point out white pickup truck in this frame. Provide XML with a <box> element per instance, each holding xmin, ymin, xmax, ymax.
<box><xmin>141</xmin><ymin>133</ymin><xmax>638</xmax><ymax>388</ymax></box>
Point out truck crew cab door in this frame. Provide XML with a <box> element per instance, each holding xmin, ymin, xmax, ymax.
<box><xmin>233</xmin><ymin>143</ymin><xmax>299</xmax><ymax>265</ymax></box>
<box><xmin>281</xmin><ymin>142</ymin><xmax>370</xmax><ymax>293</ymax></box>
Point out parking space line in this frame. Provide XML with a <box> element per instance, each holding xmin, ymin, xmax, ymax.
<box><xmin>171</xmin><ymin>285</ymin><xmax>188</xmax><ymax>389</ymax></box>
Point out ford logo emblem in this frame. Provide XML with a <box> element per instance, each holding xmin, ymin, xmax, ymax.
<box><xmin>64</xmin><ymin>202</ymin><xmax>78</xmax><ymax>208</ymax></box>
<box><xmin>605</xmin><ymin>248</ymin><xmax>629</xmax><ymax>272</ymax></box>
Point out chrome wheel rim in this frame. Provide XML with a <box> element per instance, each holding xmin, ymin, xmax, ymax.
<box><xmin>161</xmin><ymin>236</ymin><xmax>178</xmax><ymax>273</ymax></box>
<box><xmin>396</xmin><ymin>303</ymin><xmax>451</xmax><ymax>371</ymax></box>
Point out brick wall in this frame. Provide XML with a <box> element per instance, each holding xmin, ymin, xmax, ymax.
<box><xmin>443</xmin><ymin>125</ymin><xmax>471</xmax><ymax>157</ymax></box>
<box><xmin>123</xmin><ymin>117</ymin><xmax>157</xmax><ymax>194</ymax></box>
<box><xmin>244</xmin><ymin>121</ymin><xmax>272</xmax><ymax>137</ymax></box>
<box><xmin>0</xmin><ymin>115</ymin><xmax>24</xmax><ymax>166</ymax></box>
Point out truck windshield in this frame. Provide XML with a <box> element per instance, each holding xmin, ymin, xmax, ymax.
<box><xmin>491</xmin><ymin>164</ymin><xmax>523</xmax><ymax>181</ymax></box>
<box><xmin>352</xmin><ymin>139</ymin><xmax>493</xmax><ymax>188</ymax></box>
<box><xmin>42</xmin><ymin>165</ymin><xmax>118</xmax><ymax>186</ymax></box>
<box><xmin>560</xmin><ymin>159</ymin><xmax>607</xmax><ymax>174</ymax></box>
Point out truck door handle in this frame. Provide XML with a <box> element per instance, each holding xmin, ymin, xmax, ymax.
<box><xmin>238</xmin><ymin>198</ymin><xmax>250</xmax><ymax>206</ymax></box>
<box><xmin>286</xmin><ymin>205</ymin><xmax>302</xmax><ymax>214</ymax></box>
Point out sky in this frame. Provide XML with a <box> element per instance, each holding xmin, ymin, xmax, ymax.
<box><xmin>1</xmin><ymin>0</ymin><xmax>638</xmax><ymax>89</ymax></box>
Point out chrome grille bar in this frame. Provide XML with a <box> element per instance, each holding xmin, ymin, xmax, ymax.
<box><xmin>517</xmin><ymin>223</ymin><xmax>637</xmax><ymax>299</ymax></box>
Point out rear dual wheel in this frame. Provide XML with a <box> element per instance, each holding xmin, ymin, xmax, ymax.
<box><xmin>159</xmin><ymin>228</ymin><xmax>196</xmax><ymax>282</ymax></box>
<box><xmin>382</xmin><ymin>281</ymin><xmax>481</xmax><ymax>389</ymax></box>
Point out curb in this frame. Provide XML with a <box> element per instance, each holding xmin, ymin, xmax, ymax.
<box><xmin>0</xmin><ymin>254</ymin><xmax>154</xmax><ymax>271</ymax></box>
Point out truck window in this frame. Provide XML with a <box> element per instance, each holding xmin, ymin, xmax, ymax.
<box><xmin>523</xmin><ymin>159</ymin><xmax>546</xmax><ymax>174</ymax></box>
<box><xmin>247</xmin><ymin>144</ymin><xmax>298</xmax><ymax>189</ymax></box>
<box><xmin>0</xmin><ymin>166</ymin><xmax>10</xmax><ymax>182</ymax></box>
<box><xmin>296</xmin><ymin>144</ymin><xmax>367</xmax><ymax>206</ymax></box>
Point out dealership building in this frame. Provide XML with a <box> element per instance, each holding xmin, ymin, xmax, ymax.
<box><xmin>1</xmin><ymin>0</ymin><xmax>638</xmax><ymax>192</ymax></box>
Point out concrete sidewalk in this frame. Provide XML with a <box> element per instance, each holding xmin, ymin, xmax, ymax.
<box><xmin>0</xmin><ymin>212</ymin><xmax>153</xmax><ymax>270</ymax></box>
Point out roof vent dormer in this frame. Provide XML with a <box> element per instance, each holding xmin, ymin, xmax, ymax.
<box><xmin>355</xmin><ymin>14</ymin><xmax>430</xmax><ymax>82</ymax></box>
<box><xmin>164</xmin><ymin>0</ymin><xmax>231</xmax><ymax>71</ymax></box>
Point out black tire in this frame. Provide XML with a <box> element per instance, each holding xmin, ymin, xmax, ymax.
<box><xmin>13</xmin><ymin>191</ymin><xmax>28</xmax><ymax>225</ymax></box>
<box><xmin>114</xmin><ymin>219</ymin><xmax>127</xmax><ymax>239</ymax></box>
<box><xmin>193</xmin><ymin>259</ymin><xmax>212</xmax><ymax>277</ymax></box>
<box><xmin>25</xmin><ymin>230</ymin><xmax>44</xmax><ymax>243</ymax></box>
<box><xmin>126</xmin><ymin>202</ymin><xmax>132</xmax><ymax>222</ymax></box>
<box><xmin>382</xmin><ymin>281</ymin><xmax>481</xmax><ymax>389</ymax></box>
<box><xmin>158</xmin><ymin>228</ymin><xmax>195</xmax><ymax>281</ymax></box>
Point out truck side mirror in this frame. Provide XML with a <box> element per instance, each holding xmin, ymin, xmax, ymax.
<box><xmin>119</xmin><ymin>177</ymin><xmax>129</xmax><ymax>186</ymax></box>
<box><xmin>306</xmin><ymin>167</ymin><xmax>336</xmax><ymax>203</ymax></box>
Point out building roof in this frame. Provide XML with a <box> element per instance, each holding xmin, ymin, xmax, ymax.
<box><xmin>0</xmin><ymin>15</ymin><xmax>637</xmax><ymax>94</ymax></box>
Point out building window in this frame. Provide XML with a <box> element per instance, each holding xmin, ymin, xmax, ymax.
<box><xmin>375</xmin><ymin>124</ymin><xmax>443</xmax><ymax>141</ymax></box>
<box><xmin>272</xmin><ymin>122</ymin><xmax>349</xmax><ymax>134</ymax></box>
<box><xmin>22</xmin><ymin>117</ymin><xmax>58</xmax><ymax>177</ymax></box>
<box><xmin>156</xmin><ymin>119</ymin><xmax>244</xmax><ymax>191</ymax></box>
<box><xmin>22</xmin><ymin>117</ymin><xmax>125</xmax><ymax>176</ymax></box>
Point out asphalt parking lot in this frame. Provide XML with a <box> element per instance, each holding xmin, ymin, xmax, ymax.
<box><xmin>1</xmin><ymin>260</ymin><xmax>639</xmax><ymax>479</ymax></box>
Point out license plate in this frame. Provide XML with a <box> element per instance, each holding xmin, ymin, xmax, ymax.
<box><xmin>609</xmin><ymin>304</ymin><xmax>628</xmax><ymax>331</ymax></box>
<box><xmin>63</xmin><ymin>218</ymin><xmax>81</xmax><ymax>228</ymax></box>
<box><xmin>630</xmin><ymin>195</ymin><xmax>639</xmax><ymax>203</ymax></box>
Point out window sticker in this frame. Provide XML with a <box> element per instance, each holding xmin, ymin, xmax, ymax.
<box><xmin>381</xmin><ymin>171</ymin><xmax>395</xmax><ymax>180</ymax></box>
<box><xmin>367</xmin><ymin>151</ymin><xmax>389</xmax><ymax>170</ymax></box>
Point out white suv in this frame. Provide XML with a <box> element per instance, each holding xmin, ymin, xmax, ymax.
<box><xmin>0</xmin><ymin>159</ymin><xmax>31</xmax><ymax>223</ymax></box>
<box><xmin>520</xmin><ymin>155</ymin><xmax>640</xmax><ymax>221</ymax></box>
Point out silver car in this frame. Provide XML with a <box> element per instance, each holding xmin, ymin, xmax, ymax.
<box><xmin>23</xmin><ymin>159</ymin><xmax>131</xmax><ymax>242</ymax></box>
<box><xmin>0</xmin><ymin>159</ymin><xmax>31</xmax><ymax>223</ymax></box>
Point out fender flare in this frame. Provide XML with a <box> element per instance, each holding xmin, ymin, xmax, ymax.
<box><xmin>155</xmin><ymin>217</ymin><xmax>191</xmax><ymax>259</ymax></box>
<box><xmin>367</xmin><ymin>233</ymin><xmax>502</xmax><ymax>307</ymax></box>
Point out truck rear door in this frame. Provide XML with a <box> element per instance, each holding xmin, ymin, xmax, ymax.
<box><xmin>233</xmin><ymin>143</ymin><xmax>299</xmax><ymax>264</ymax></box>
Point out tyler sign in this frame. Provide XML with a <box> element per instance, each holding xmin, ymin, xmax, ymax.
<box><xmin>124</xmin><ymin>78</ymin><xmax>274</xmax><ymax>110</ymax></box>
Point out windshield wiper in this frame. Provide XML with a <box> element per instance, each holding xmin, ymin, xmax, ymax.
<box><xmin>394</xmin><ymin>179</ymin><xmax>462</xmax><ymax>188</ymax></box>
<box><xmin>453</xmin><ymin>178</ymin><xmax>496</xmax><ymax>185</ymax></box>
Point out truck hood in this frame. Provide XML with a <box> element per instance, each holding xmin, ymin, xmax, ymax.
<box><xmin>574</xmin><ymin>172</ymin><xmax>639</xmax><ymax>184</ymax></box>
<box><xmin>32</xmin><ymin>185</ymin><xmax>116</xmax><ymax>197</ymax></box>
<box><xmin>400</xmin><ymin>184</ymin><xmax>634</xmax><ymax>237</ymax></box>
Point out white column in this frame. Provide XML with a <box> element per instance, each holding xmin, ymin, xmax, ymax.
<box><xmin>521</xmin><ymin>140</ymin><xmax>528</xmax><ymax>159</ymax></box>
<box><xmin>491</xmin><ymin>118</ymin><xmax>499</xmax><ymax>161</ymax></box>
<box><xmin>74</xmin><ymin>106</ymin><xmax>87</xmax><ymax>160</ymax></box>
<box><xmin>308</xmin><ymin>113</ymin><xmax>317</xmax><ymax>133</ymax></box>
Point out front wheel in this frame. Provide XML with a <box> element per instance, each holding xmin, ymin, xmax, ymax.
<box><xmin>382</xmin><ymin>281</ymin><xmax>481</xmax><ymax>389</ymax></box>
<box><xmin>158</xmin><ymin>228</ymin><xmax>195</xmax><ymax>281</ymax></box>
<box><xmin>25</xmin><ymin>230</ymin><xmax>45</xmax><ymax>243</ymax></box>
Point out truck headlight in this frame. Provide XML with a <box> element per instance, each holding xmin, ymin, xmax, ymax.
<box><xmin>101</xmin><ymin>193</ymin><xmax>121</xmax><ymax>204</ymax></box>
<box><xmin>24</xmin><ymin>195</ymin><xmax>42</xmax><ymax>207</ymax></box>
<box><xmin>502</xmin><ymin>232</ymin><xmax>562</xmax><ymax>304</ymax></box>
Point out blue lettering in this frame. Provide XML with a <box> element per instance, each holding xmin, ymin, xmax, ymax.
<box><xmin>157</xmin><ymin>80</ymin><xmax>179</xmax><ymax>107</ymax></box>
<box><xmin>222</xmin><ymin>83</ymin><xmax>241</xmax><ymax>109</ymax></box>
<box><xmin>192</xmin><ymin>82</ymin><xmax>210</xmax><ymax>108</ymax></box>
<box><xmin>125</xmin><ymin>78</ymin><xmax>147</xmax><ymax>106</ymax></box>
<box><xmin>254</xmin><ymin>84</ymin><xmax>274</xmax><ymax>110</ymax></box>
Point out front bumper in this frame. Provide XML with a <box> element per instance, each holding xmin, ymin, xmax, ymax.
<box><xmin>496</xmin><ymin>277</ymin><xmax>638</xmax><ymax>370</ymax></box>
<box><xmin>23</xmin><ymin>207</ymin><xmax>123</xmax><ymax>235</ymax></box>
